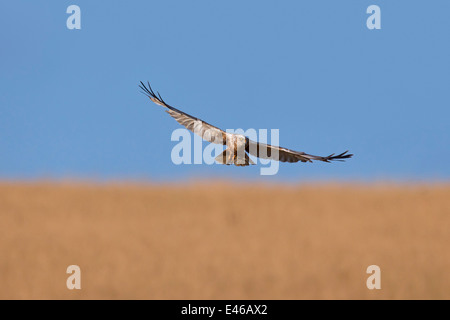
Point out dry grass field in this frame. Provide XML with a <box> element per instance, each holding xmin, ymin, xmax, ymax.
<box><xmin>0</xmin><ymin>182</ymin><xmax>449</xmax><ymax>299</ymax></box>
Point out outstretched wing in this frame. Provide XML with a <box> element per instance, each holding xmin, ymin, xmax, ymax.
<box><xmin>139</xmin><ymin>81</ymin><xmax>227</xmax><ymax>145</ymax></box>
<box><xmin>246</xmin><ymin>139</ymin><xmax>353</xmax><ymax>163</ymax></box>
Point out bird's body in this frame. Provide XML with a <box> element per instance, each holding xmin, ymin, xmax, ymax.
<box><xmin>139</xmin><ymin>81</ymin><xmax>353</xmax><ymax>166</ymax></box>
<box><xmin>215</xmin><ymin>134</ymin><xmax>253</xmax><ymax>166</ymax></box>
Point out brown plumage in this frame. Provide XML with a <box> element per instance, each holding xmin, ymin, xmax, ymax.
<box><xmin>139</xmin><ymin>81</ymin><xmax>353</xmax><ymax>166</ymax></box>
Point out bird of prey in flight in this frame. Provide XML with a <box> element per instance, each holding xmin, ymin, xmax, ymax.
<box><xmin>139</xmin><ymin>81</ymin><xmax>353</xmax><ymax>167</ymax></box>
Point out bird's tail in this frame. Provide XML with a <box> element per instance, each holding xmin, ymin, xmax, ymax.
<box><xmin>215</xmin><ymin>149</ymin><xmax>232</xmax><ymax>165</ymax></box>
<box><xmin>215</xmin><ymin>149</ymin><xmax>255</xmax><ymax>166</ymax></box>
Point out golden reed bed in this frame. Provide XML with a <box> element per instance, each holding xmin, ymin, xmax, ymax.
<box><xmin>0</xmin><ymin>182</ymin><xmax>449</xmax><ymax>299</ymax></box>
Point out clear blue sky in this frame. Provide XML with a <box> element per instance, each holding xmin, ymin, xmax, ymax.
<box><xmin>1</xmin><ymin>1</ymin><xmax>449</xmax><ymax>182</ymax></box>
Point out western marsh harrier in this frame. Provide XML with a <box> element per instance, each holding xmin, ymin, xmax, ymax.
<box><xmin>139</xmin><ymin>81</ymin><xmax>353</xmax><ymax>166</ymax></box>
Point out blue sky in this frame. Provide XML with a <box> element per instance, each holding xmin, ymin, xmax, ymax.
<box><xmin>0</xmin><ymin>1</ymin><xmax>449</xmax><ymax>182</ymax></box>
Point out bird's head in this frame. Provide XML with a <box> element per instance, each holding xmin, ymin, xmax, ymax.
<box><xmin>236</xmin><ymin>134</ymin><xmax>246</xmax><ymax>147</ymax></box>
